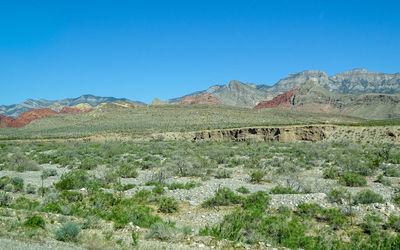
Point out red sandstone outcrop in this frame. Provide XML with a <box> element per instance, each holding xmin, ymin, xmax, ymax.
<box><xmin>0</xmin><ymin>106</ymin><xmax>94</xmax><ymax>128</ymax></box>
<box><xmin>13</xmin><ymin>108</ymin><xmax>58</xmax><ymax>127</ymax></box>
<box><xmin>254</xmin><ymin>89</ymin><xmax>297</xmax><ymax>109</ymax></box>
<box><xmin>59</xmin><ymin>106</ymin><xmax>93</xmax><ymax>114</ymax></box>
<box><xmin>0</xmin><ymin>114</ymin><xmax>15</xmax><ymax>128</ymax></box>
<box><xmin>179</xmin><ymin>94</ymin><xmax>221</xmax><ymax>105</ymax></box>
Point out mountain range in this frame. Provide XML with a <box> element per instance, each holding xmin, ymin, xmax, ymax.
<box><xmin>167</xmin><ymin>69</ymin><xmax>400</xmax><ymax>108</ymax></box>
<box><xmin>0</xmin><ymin>94</ymin><xmax>145</xmax><ymax>117</ymax></box>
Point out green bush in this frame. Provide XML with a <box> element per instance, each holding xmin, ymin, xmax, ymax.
<box><xmin>388</xmin><ymin>215</ymin><xmax>400</xmax><ymax>232</ymax></box>
<box><xmin>118</xmin><ymin>164</ymin><xmax>138</xmax><ymax>178</ymax></box>
<box><xmin>146</xmin><ymin>221</ymin><xmax>178</xmax><ymax>241</ymax></box>
<box><xmin>24</xmin><ymin>215</ymin><xmax>46</xmax><ymax>229</ymax></box>
<box><xmin>152</xmin><ymin>185</ymin><xmax>165</xmax><ymax>195</ymax></box>
<box><xmin>0</xmin><ymin>176</ymin><xmax>11</xmax><ymax>189</ymax></box>
<box><xmin>270</xmin><ymin>185</ymin><xmax>297</xmax><ymax>194</ymax></box>
<box><xmin>242</xmin><ymin>191</ymin><xmax>270</xmax><ymax>211</ymax></box>
<box><xmin>131</xmin><ymin>231</ymin><xmax>139</xmax><ymax>246</ymax></box>
<box><xmin>323</xmin><ymin>209</ymin><xmax>348</xmax><ymax>229</ymax></box>
<box><xmin>55</xmin><ymin>222</ymin><xmax>80</xmax><ymax>242</ymax></box>
<box><xmin>0</xmin><ymin>192</ymin><xmax>12</xmax><ymax>206</ymax></box>
<box><xmin>354</xmin><ymin>190</ymin><xmax>385</xmax><ymax>204</ymax></box>
<box><xmin>339</xmin><ymin>172</ymin><xmax>367</xmax><ymax>187</ymax></box>
<box><xmin>327</xmin><ymin>188</ymin><xmax>350</xmax><ymax>204</ymax></box>
<box><xmin>11</xmin><ymin>177</ymin><xmax>24</xmax><ymax>192</ymax></box>
<box><xmin>376</xmin><ymin>174</ymin><xmax>391</xmax><ymax>186</ymax></box>
<box><xmin>158</xmin><ymin>197</ymin><xmax>179</xmax><ymax>214</ymax></box>
<box><xmin>236</xmin><ymin>186</ymin><xmax>250</xmax><ymax>194</ymax></box>
<box><xmin>55</xmin><ymin>170</ymin><xmax>92</xmax><ymax>190</ymax></box>
<box><xmin>202</xmin><ymin>188</ymin><xmax>242</xmax><ymax>208</ymax></box>
<box><xmin>384</xmin><ymin>168</ymin><xmax>400</xmax><ymax>177</ymax></box>
<box><xmin>323</xmin><ymin>167</ymin><xmax>340</xmax><ymax>179</ymax></box>
<box><xmin>361</xmin><ymin>215</ymin><xmax>383</xmax><ymax>234</ymax></box>
<box><xmin>25</xmin><ymin>184</ymin><xmax>37</xmax><ymax>194</ymax></box>
<box><xmin>214</xmin><ymin>169</ymin><xmax>232</xmax><ymax>179</ymax></box>
<box><xmin>250</xmin><ymin>171</ymin><xmax>264</xmax><ymax>183</ymax></box>
<box><xmin>42</xmin><ymin>168</ymin><xmax>58</xmax><ymax>178</ymax></box>
<box><xmin>167</xmin><ymin>181</ymin><xmax>199</xmax><ymax>190</ymax></box>
<box><xmin>296</xmin><ymin>203</ymin><xmax>323</xmax><ymax>218</ymax></box>
<box><xmin>11</xmin><ymin>197</ymin><xmax>40</xmax><ymax>210</ymax></box>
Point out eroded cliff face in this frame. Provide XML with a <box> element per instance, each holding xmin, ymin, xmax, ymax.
<box><xmin>254</xmin><ymin>89</ymin><xmax>297</xmax><ymax>109</ymax></box>
<box><xmin>145</xmin><ymin>125</ymin><xmax>399</xmax><ymax>144</ymax></box>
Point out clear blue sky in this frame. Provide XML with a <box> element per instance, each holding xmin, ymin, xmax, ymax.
<box><xmin>1</xmin><ymin>0</ymin><xmax>399</xmax><ymax>105</ymax></box>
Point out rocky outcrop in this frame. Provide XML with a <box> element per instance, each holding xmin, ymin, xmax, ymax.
<box><xmin>13</xmin><ymin>108</ymin><xmax>58</xmax><ymax>127</ymax></box>
<box><xmin>254</xmin><ymin>80</ymin><xmax>400</xmax><ymax>120</ymax></box>
<box><xmin>59</xmin><ymin>106</ymin><xmax>91</xmax><ymax>114</ymax></box>
<box><xmin>179</xmin><ymin>94</ymin><xmax>221</xmax><ymax>105</ymax></box>
<box><xmin>74</xmin><ymin>103</ymin><xmax>93</xmax><ymax>111</ymax></box>
<box><xmin>0</xmin><ymin>106</ymin><xmax>94</xmax><ymax>128</ymax></box>
<box><xmin>149</xmin><ymin>98</ymin><xmax>168</xmax><ymax>106</ymax></box>
<box><xmin>254</xmin><ymin>89</ymin><xmax>297</xmax><ymax>109</ymax></box>
<box><xmin>169</xmin><ymin>80</ymin><xmax>271</xmax><ymax>108</ymax></box>
<box><xmin>0</xmin><ymin>114</ymin><xmax>15</xmax><ymax>128</ymax></box>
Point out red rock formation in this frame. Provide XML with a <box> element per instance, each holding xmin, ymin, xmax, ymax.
<box><xmin>13</xmin><ymin>108</ymin><xmax>58</xmax><ymax>127</ymax></box>
<box><xmin>59</xmin><ymin>106</ymin><xmax>92</xmax><ymax>114</ymax></box>
<box><xmin>254</xmin><ymin>89</ymin><xmax>297</xmax><ymax>109</ymax></box>
<box><xmin>179</xmin><ymin>94</ymin><xmax>221</xmax><ymax>105</ymax></box>
<box><xmin>0</xmin><ymin>114</ymin><xmax>15</xmax><ymax>128</ymax></box>
<box><xmin>0</xmin><ymin>106</ymin><xmax>94</xmax><ymax>128</ymax></box>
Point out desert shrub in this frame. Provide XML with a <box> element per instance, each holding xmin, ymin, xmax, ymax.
<box><xmin>214</xmin><ymin>169</ymin><xmax>232</xmax><ymax>179</ymax></box>
<box><xmin>202</xmin><ymin>188</ymin><xmax>242</xmax><ymax>208</ymax></box>
<box><xmin>354</xmin><ymin>190</ymin><xmax>385</xmax><ymax>204</ymax></box>
<box><xmin>158</xmin><ymin>197</ymin><xmax>179</xmax><ymax>214</ymax></box>
<box><xmin>11</xmin><ymin>197</ymin><xmax>40</xmax><ymax>210</ymax></box>
<box><xmin>24</xmin><ymin>215</ymin><xmax>46</xmax><ymax>229</ymax></box>
<box><xmin>25</xmin><ymin>184</ymin><xmax>37</xmax><ymax>194</ymax></box>
<box><xmin>384</xmin><ymin>168</ymin><xmax>400</xmax><ymax>177</ymax></box>
<box><xmin>388</xmin><ymin>215</ymin><xmax>400</xmax><ymax>232</ymax></box>
<box><xmin>339</xmin><ymin>172</ymin><xmax>367</xmax><ymax>187</ymax></box>
<box><xmin>131</xmin><ymin>231</ymin><xmax>139</xmax><ymax>246</ymax></box>
<box><xmin>59</xmin><ymin>190</ymin><xmax>84</xmax><ymax>203</ymax></box>
<box><xmin>152</xmin><ymin>185</ymin><xmax>165</xmax><ymax>195</ymax></box>
<box><xmin>242</xmin><ymin>191</ymin><xmax>270</xmax><ymax>211</ymax></box>
<box><xmin>118</xmin><ymin>163</ymin><xmax>138</xmax><ymax>178</ymax></box>
<box><xmin>0</xmin><ymin>176</ymin><xmax>11</xmax><ymax>189</ymax></box>
<box><xmin>114</xmin><ymin>183</ymin><xmax>136</xmax><ymax>191</ymax></box>
<box><xmin>0</xmin><ymin>192</ymin><xmax>12</xmax><ymax>206</ymax></box>
<box><xmin>270</xmin><ymin>185</ymin><xmax>297</xmax><ymax>194</ymax></box>
<box><xmin>250</xmin><ymin>171</ymin><xmax>264</xmax><ymax>183</ymax></box>
<box><xmin>361</xmin><ymin>215</ymin><xmax>383</xmax><ymax>234</ymax></box>
<box><xmin>323</xmin><ymin>167</ymin><xmax>340</xmax><ymax>179</ymax></box>
<box><xmin>323</xmin><ymin>209</ymin><xmax>348</xmax><ymax>229</ymax></box>
<box><xmin>146</xmin><ymin>221</ymin><xmax>179</xmax><ymax>241</ymax></box>
<box><xmin>167</xmin><ymin>181</ymin><xmax>199</xmax><ymax>190</ymax></box>
<box><xmin>376</xmin><ymin>174</ymin><xmax>391</xmax><ymax>186</ymax></box>
<box><xmin>79</xmin><ymin>159</ymin><xmax>97</xmax><ymax>170</ymax></box>
<box><xmin>9</xmin><ymin>152</ymin><xmax>40</xmax><ymax>172</ymax></box>
<box><xmin>55</xmin><ymin>222</ymin><xmax>80</xmax><ymax>242</ymax></box>
<box><xmin>109</xmin><ymin>203</ymin><xmax>162</xmax><ymax>228</ymax></box>
<box><xmin>236</xmin><ymin>186</ymin><xmax>250</xmax><ymax>194</ymax></box>
<box><xmin>296</xmin><ymin>203</ymin><xmax>323</xmax><ymax>218</ymax></box>
<box><xmin>42</xmin><ymin>168</ymin><xmax>58</xmax><ymax>178</ymax></box>
<box><xmin>4</xmin><ymin>184</ymin><xmax>13</xmax><ymax>192</ymax></box>
<box><xmin>327</xmin><ymin>188</ymin><xmax>350</xmax><ymax>204</ymax></box>
<box><xmin>55</xmin><ymin>170</ymin><xmax>92</xmax><ymax>190</ymax></box>
<box><xmin>11</xmin><ymin>177</ymin><xmax>24</xmax><ymax>192</ymax></box>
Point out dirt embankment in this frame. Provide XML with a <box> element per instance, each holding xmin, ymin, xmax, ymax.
<box><xmin>148</xmin><ymin>125</ymin><xmax>399</xmax><ymax>143</ymax></box>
